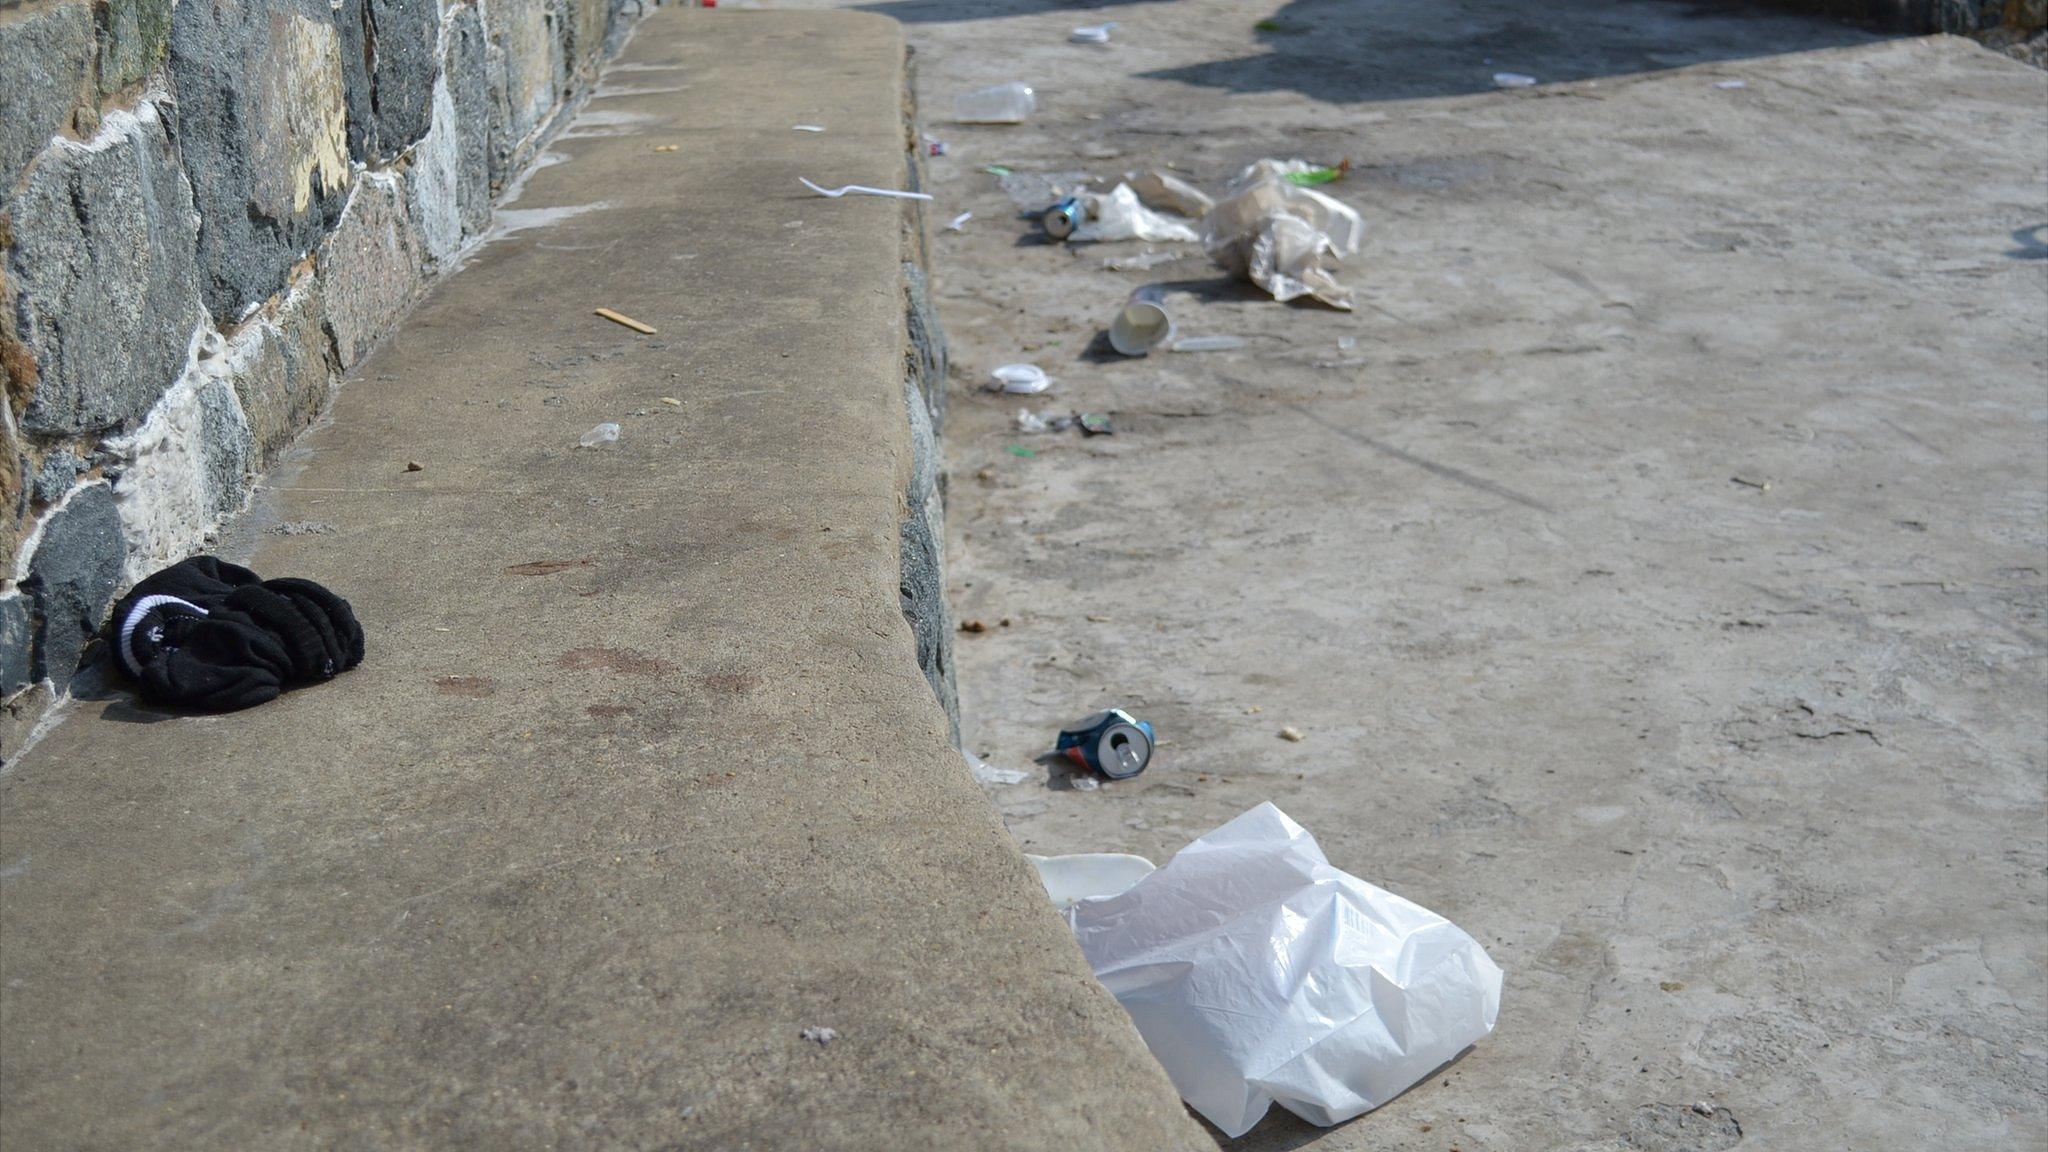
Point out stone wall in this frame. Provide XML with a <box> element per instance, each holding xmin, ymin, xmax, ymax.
<box><xmin>1937</xmin><ymin>0</ymin><xmax>2046</xmax><ymax>60</ymax></box>
<box><xmin>0</xmin><ymin>0</ymin><xmax>657</xmax><ymax>748</ymax></box>
<box><xmin>897</xmin><ymin>58</ymin><xmax>959</xmax><ymax>744</ymax></box>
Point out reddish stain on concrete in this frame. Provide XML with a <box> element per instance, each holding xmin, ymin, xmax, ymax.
<box><xmin>556</xmin><ymin>646</ymin><xmax>677</xmax><ymax>676</ymax></box>
<box><xmin>696</xmin><ymin>670</ymin><xmax>763</xmax><ymax>695</ymax></box>
<box><xmin>506</xmin><ymin>558</ymin><xmax>595</xmax><ymax>576</ymax></box>
<box><xmin>434</xmin><ymin>675</ymin><xmax>497</xmax><ymax>697</ymax></box>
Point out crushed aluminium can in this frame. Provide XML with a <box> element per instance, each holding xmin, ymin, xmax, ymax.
<box><xmin>1042</xmin><ymin>196</ymin><xmax>1084</xmax><ymax>240</ymax></box>
<box><xmin>1057</xmin><ymin>708</ymin><xmax>1155</xmax><ymax>780</ymax></box>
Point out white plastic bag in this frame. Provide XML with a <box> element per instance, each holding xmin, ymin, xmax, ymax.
<box><xmin>1103</xmin><ymin>169</ymin><xmax>1215</xmax><ymax>218</ymax></box>
<box><xmin>1064</xmin><ymin>803</ymin><xmax>1502</xmax><ymax>1138</ymax></box>
<box><xmin>1072</xmin><ymin>183</ymin><xmax>1200</xmax><ymax>243</ymax></box>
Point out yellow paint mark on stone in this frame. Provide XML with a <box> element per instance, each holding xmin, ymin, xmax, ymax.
<box><xmin>255</xmin><ymin>12</ymin><xmax>350</xmax><ymax>219</ymax></box>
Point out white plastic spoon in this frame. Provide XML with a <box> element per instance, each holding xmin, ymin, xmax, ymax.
<box><xmin>799</xmin><ymin>177</ymin><xmax>934</xmax><ymax>202</ymax></box>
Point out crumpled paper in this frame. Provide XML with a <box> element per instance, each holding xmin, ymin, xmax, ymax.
<box><xmin>1202</xmin><ymin>159</ymin><xmax>1365</xmax><ymax>309</ymax></box>
<box><xmin>1065</xmin><ymin>802</ymin><xmax>1502</xmax><ymax>1137</ymax></box>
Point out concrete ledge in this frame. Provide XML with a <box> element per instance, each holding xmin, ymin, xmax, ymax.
<box><xmin>0</xmin><ymin>11</ymin><xmax>1213</xmax><ymax>1149</ymax></box>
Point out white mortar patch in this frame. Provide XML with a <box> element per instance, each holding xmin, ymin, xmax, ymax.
<box><xmin>103</xmin><ymin>325</ymin><xmax>255</xmax><ymax>585</ymax></box>
<box><xmin>44</xmin><ymin>96</ymin><xmax>163</xmax><ymax>158</ymax></box>
<box><xmin>6</xmin><ymin>482</ymin><xmax>109</xmax><ymax>588</ymax></box>
<box><xmin>410</xmin><ymin>77</ymin><xmax>465</xmax><ymax>262</ymax></box>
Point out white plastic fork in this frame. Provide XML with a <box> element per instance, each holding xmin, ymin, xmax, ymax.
<box><xmin>799</xmin><ymin>177</ymin><xmax>934</xmax><ymax>202</ymax></box>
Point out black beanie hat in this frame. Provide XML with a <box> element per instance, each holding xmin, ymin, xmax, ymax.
<box><xmin>105</xmin><ymin>556</ymin><xmax>365</xmax><ymax>711</ymax></box>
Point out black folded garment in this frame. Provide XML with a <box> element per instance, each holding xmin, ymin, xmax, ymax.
<box><xmin>106</xmin><ymin>556</ymin><xmax>365</xmax><ymax>711</ymax></box>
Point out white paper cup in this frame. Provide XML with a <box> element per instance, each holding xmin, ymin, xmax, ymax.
<box><xmin>1109</xmin><ymin>286</ymin><xmax>1173</xmax><ymax>356</ymax></box>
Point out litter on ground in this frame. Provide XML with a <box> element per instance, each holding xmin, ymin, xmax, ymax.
<box><xmin>595</xmin><ymin>307</ymin><xmax>657</xmax><ymax>333</ymax></box>
<box><xmin>1015</xmin><ymin>408</ymin><xmax>1075</xmax><ymax>434</ymax></box>
<box><xmin>1062</xmin><ymin>803</ymin><xmax>1503</xmax><ymax>1137</ymax></box>
<box><xmin>1202</xmin><ymin>158</ymin><xmax>1366</xmax><ymax>309</ymax></box>
<box><xmin>1102</xmin><ymin>248</ymin><xmax>1186</xmax><ymax>272</ymax></box>
<box><xmin>999</xmin><ymin>169</ymin><xmax>1096</xmax><ymax>209</ymax></box>
<box><xmin>989</xmin><ymin>363</ymin><xmax>1052</xmax><ymax>393</ymax></box>
<box><xmin>1070</xmin><ymin>183</ymin><xmax>1200</xmax><ymax>243</ymax></box>
<box><xmin>1028</xmin><ymin>852</ymin><xmax>1155</xmax><ymax>908</ymax></box>
<box><xmin>954</xmin><ymin>81</ymin><xmax>1036</xmax><ymax>124</ymax></box>
<box><xmin>1109</xmin><ymin>286</ymin><xmax>1174</xmax><ymax>355</ymax></box>
<box><xmin>1282</xmin><ymin>160</ymin><xmax>1351</xmax><ymax>186</ymax></box>
<box><xmin>1113</xmin><ymin>170</ymin><xmax>1215</xmax><ymax>216</ymax></box>
<box><xmin>798</xmin><ymin>177</ymin><xmax>934</xmax><ymax>201</ymax></box>
<box><xmin>1057</xmin><ymin>708</ymin><xmax>1154</xmax><ymax>779</ymax></box>
<box><xmin>966</xmin><ymin>749</ymin><xmax>1033</xmax><ymax>786</ymax></box>
<box><xmin>1170</xmin><ymin>335</ymin><xmax>1246</xmax><ymax>353</ymax></box>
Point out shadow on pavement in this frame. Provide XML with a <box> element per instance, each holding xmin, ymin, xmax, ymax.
<box><xmin>1138</xmin><ymin>0</ymin><xmax>1899</xmax><ymax>103</ymax></box>
<box><xmin>855</xmin><ymin>0</ymin><xmax>1175</xmax><ymax>23</ymax></box>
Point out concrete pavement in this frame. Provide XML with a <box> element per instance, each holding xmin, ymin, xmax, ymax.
<box><xmin>794</xmin><ymin>1</ymin><xmax>2048</xmax><ymax>1147</ymax></box>
<box><xmin>0</xmin><ymin>10</ymin><xmax>1214</xmax><ymax>1149</ymax></box>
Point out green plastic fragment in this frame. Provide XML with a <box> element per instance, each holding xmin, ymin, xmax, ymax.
<box><xmin>1254</xmin><ymin>19</ymin><xmax>1281</xmax><ymax>31</ymax></box>
<box><xmin>1007</xmin><ymin>445</ymin><xmax>1035</xmax><ymax>458</ymax></box>
<box><xmin>982</xmin><ymin>165</ymin><xmax>1013</xmax><ymax>176</ymax></box>
<box><xmin>1284</xmin><ymin>167</ymin><xmax>1344</xmax><ymax>186</ymax></box>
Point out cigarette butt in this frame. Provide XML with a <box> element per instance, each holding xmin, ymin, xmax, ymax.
<box><xmin>595</xmin><ymin>307</ymin><xmax>656</xmax><ymax>334</ymax></box>
<box><xmin>659</xmin><ymin>397</ymin><xmax>681</xmax><ymax>406</ymax></box>
<box><xmin>653</xmin><ymin>144</ymin><xmax>680</xmax><ymax>152</ymax></box>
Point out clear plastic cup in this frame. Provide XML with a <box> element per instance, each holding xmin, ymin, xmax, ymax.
<box><xmin>954</xmin><ymin>82</ymin><xmax>1036</xmax><ymax>124</ymax></box>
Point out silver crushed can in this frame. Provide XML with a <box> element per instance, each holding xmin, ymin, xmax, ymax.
<box><xmin>1042</xmin><ymin>196</ymin><xmax>1084</xmax><ymax>240</ymax></box>
<box><xmin>1057</xmin><ymin>708</ymin><xmax>1155</xmax><ymax>780</ymax></box>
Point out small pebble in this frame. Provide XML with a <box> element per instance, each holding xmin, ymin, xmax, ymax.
<box><xmin>959</xmin><ymin>619</ymin><xmax>987</xmax><ymax>633</ymax></box>
<box><xmin>800</xmin><ymin>1026</ymin><xmax>838</xmax><ymax>1045</ymax></box>
<box><xmin>404</xmin><ymin>461</ymin><xmax>425</xmax><ymax>472</ymax></box>
<box><xmin>1279</xmin><ymin>726</ymin><xmax>1305</xmax><ymax>742</ymax></box>
<box><xmin>1691</xmin><ymin>1101</ymin><xmax>1715</xmax><ymax>1116</ymax></box>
